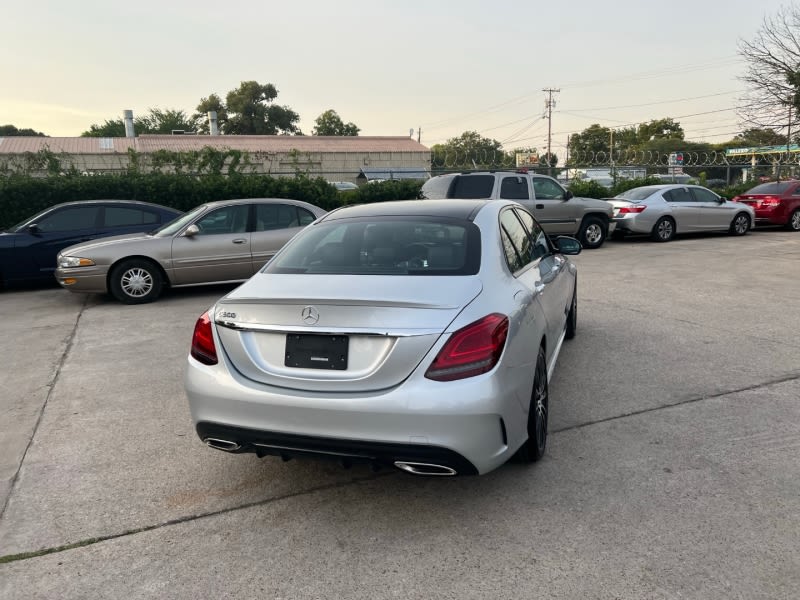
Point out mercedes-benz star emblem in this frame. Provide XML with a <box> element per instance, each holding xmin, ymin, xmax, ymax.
<box><xmin>301</xmin><ymin>306</ymin><xmax>320</xmax><ymax>325</ymax></box>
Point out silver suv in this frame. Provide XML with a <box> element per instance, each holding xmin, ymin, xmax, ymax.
<box><xmin>421</xmin><ymin>171</ymin><xmax>615</xmax><ymax>249</ymax></box>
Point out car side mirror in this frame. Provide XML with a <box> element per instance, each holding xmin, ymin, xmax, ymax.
<box><xmin>27</xmin><ymin>223</ymin><xmax>40</xmax><ymax>234</ymax></box>
<box><xmin>718</xmin><ymin>196</ymin><xmax>726</xmax><ymax>203</ymax></box>
<box><xmin>555</xmin><ymin>236</ymin><xmax>582</xmax><ymax>255</ymax></box>
<box><xmin>184</xmin><ymin>224</ymin><xmax>200</xmax><ymax>237</ymax></box>
<box><xmin>564</xmin><ymin>190</ymin><xmax>574</xmax><ymax>201</ymax></box>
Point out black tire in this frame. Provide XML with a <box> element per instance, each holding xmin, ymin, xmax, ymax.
<box><xmin>514</xmin><ymin>346</ymin><xmax>549</xmax><ymax>463</ymax></box>
<box><xmin>787</xmin><ymin>209</ymin><xmax>800</xmax><ymax>231</ymax></box>
<box><xmin>650</xmin><ymin>217</ymin><xmax>675</xmax><ymax>242</ymax></box>
<box><xmin>109</xmin><ymin>259</ymin><xmax>164</xmax><ymax>304</ymax></box>
<box><xmin>578</xmin><ymin>216</ymin><xmax>607</xmax><ymax>249</ymax></box>
<box><xmin>565</xmin><ymin>285</ymin><xmax>577</xmax><ymax>340</ymax></box>
<box><xmin>729</xmin><ymin>212</ymin><xmax>751</xmax><ymax>236</ymax></box>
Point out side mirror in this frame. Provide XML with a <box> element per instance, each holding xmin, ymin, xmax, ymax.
<box><xmin>27</xmin><ymin>223</ymin><xmax>40</xmax><ymax>234</ymax></box>
<box><xmin>563</xmin><ymin>190</ymin><xmax>574</xmax><ymax>201</ymax></box>
<box><xmin>555</xmin><ymin>236</ymin><xmax>582</xmax><ymax>255</ymax></box>
<box><xmin>718</xmin><ymin>196</ymin><xmax>727</xmax><ymax>203</ymax></box>
<box><xmin>184</xmin><ymin>224</ymin><xmax>200</xmax><ymax>237</ymax></box>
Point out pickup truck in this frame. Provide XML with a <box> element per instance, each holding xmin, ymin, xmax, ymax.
<box><xmin>420</xmin><ymin>171</ymin><xmax>615</xmax><ymax>249</ymax></box>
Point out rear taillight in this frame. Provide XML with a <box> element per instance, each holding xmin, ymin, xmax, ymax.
<box><xmin>425</xmin><ymin>314</ymin><xmax>509</xmax><ymax>382</ymax></box>
<box><xmin>191</xmin><ymin>310</ymin><xmax>218</xmax><ymax>365</ymax></box>
<box><xmin>617</xmin><ymin>205</ymin><xmax>647</xmax><ymax>214</ymax></box>
<box><xmin>761</xmin><ymin>197</ymin><xmax>780</xmax><ymax>206</ymax></box>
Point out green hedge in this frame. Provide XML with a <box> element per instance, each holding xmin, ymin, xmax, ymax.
<box><xmin>0</xmin><ymin>174</ymin><xmax>424</xmax><ymax>229</ymax></box>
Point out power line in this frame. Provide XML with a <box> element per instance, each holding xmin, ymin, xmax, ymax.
<box><xmin>558</xmin><ymin>90</ymin><xmax>742</xmax><ymax>113</ymax></box>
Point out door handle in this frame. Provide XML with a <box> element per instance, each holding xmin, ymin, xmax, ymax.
<box><xmin>536</xmin><ymin>204</ymin><xmax>544</xmax><ymax>209</ymax></box>
<box><xmin>533</xmin><ymin>281</ymin><xmax>545</xmax><ymax>294</ymax></box>
<box><xmin>232</xmin><ymin>238</ymin><xmax>247</xmax><ymax>244</ymax></box>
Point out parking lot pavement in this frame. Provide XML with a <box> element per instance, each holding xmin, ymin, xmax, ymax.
<box><xmin>1</xmin><ymin>231</ymin><xmax>799</xmax><ymax>598</ymax></box>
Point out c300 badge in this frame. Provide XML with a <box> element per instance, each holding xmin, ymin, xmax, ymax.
<box><xmin>218</xmin><ymin>311</ymin><xmax>237</xmax><ymax>320</ymax></box>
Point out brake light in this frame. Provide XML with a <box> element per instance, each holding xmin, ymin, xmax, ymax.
<box><xmin>191</xmin><ymin>310</ymin><xmax>218</xmax><ymax>365</ymax></box>
<box><xmin>617</xmin><ymin>205</ymin><xmax>647</xmax><ymax>214</ymax></box>
<box><xmin>761</xmin><ymin>197</ymin><xmax>780</xmax><ymax>206</ymax></box>
<box><xmin>425</xmin><ymin>314</ymin><xmax>509</xmax><ymax>381</ymax></box>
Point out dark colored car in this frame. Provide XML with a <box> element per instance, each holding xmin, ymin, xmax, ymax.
<box><xmin>0</xmin><ymin>200</ymin><xmax>182</xmax><ymax>288</ymax></box>
<box><xmin>732</xmin><ymin>181</ymin><xmax>800</xmax><ymax>231</ymax></box>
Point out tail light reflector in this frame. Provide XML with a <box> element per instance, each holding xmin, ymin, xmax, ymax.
<box><xmin>425</xmin><ymin>314</ymin><xmax>509</xmax><ymax>382</ymax></box>
<box><xmin>191</xmin><ymin>310</ymin><xmax>218</xmax><ymax>365</ymax></box>
<box><xmin>617</xmin><ymin>205</ymin><xmax>647</xmax><ymax>214</ymax></box>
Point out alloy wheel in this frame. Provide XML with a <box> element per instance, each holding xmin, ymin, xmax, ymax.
<box><xmin>584</xmin><ymin>224</ymin><xmax>603</xmax><ymax>245</ymax></box>
<box><xmin>791</xmin><ymin>210</ymin><xmax>800</xmax><ymax>231</ymax></box>
<box><xmin>658</xmin><ymin>220</ymin><xmax>673</xmax><ymax>241</ymax></box>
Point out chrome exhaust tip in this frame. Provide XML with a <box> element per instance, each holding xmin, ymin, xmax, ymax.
<box><xmin>204</xmin><ymin>438</ymin><xmax>242</xmax><ymax>452</ymax></box>
<box><xmin>393</xmin><ymin>461</ymin><xmax>457</xmax><ymax>476</ymax></box>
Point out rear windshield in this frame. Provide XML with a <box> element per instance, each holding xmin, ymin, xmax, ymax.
<box><xmin>617</xmin><ymin>186</ymin><xmax>660</xmax><ymax>201</ymax></box>
<box><xmin>746</xmin><ymin>182</ymin><xmax>793</xmax><ymax>194</ymax></box>
<box><xmin>419</xmin><ymin>175</ymin><xmax>455</xmax><ymax>199</ymax></box>
<box><xmin>265</xmin><ymin>216</ymin><xmax>481</xmax><ymax>275</ymax></box>
<box><xmin>449</xmin><ymin>175</ymin><xmax>495</xmax><ymax>199</ymax></box>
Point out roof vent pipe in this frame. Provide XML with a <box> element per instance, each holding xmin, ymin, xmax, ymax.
<box><xmin>208</xmin><ymin>111</ymin><xmax>219</xmax><ymax>136</ymax></box>
<box><xmin>123</xmin><ymin>110</ymin><xmax>135</xmax><ymax>138</ymax></box>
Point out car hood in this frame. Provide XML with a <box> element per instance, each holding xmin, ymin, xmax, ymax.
<box><xmin>59</xmin><ymin>232</ymin><xmax>156</xmax><ymax>256</ymax></box>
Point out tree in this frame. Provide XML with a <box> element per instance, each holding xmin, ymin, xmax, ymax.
<box><xmin>738</xmin><ymin>4</ymin><xmax>800</xmax><ymax>131</ymax></box>
<box><xmin>729</xmin><ymin>127</ymin><xmax>788</xmax><ymax>147</ymax></box>
<box><xmin>568</xmin><ymin>124</ymin><xmax>612</xmax><ymax>159</ymax></box>
<box><xmin>0</xmin><ymin>124</ymin><xmax>47</xmax><ymax>137</ymax></box>
<box><xmin>193</xmin><ymin>81</ymin><xmax>301</xmax><ymax>135</ymax></box>
<box><xmin>431</xmin><ymin>131</ymin><xmax>505</xmax><ymax>168</ymax></box>
<box><xmin>312</xmin><ymin>110</ymin><xmax>359</xmax><ymax>136</ymax></box>
<box><xmin>538</xmin><ymin>152</ymin><xmax>558</xmax><ymax>168</ymax></box>
<box><xmin>82</xmin><ymin>108</ymin><xmax>195</xmax><ymax>137</ymax></box>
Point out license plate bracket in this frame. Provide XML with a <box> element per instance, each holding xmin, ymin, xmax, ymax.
<box><xmin>285</xmin><ymin>334</ymin><xmax>349</xmax><ymax>370</ymax></box>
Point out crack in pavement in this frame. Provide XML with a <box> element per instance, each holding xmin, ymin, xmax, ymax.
<box><xmin>551</xmin><ymin>371</ymin><xmax>800</xmax><ymax>434</ymax></box>
<box><xmin>0</xmin><ymin>295</ymin><xmax>90</xmax><ymax>521</ymax></box>
<box><xmin>2</xmin><ymin>371</ymin><xmax>798</xmax><ymax>565</ymax></box>
<box><xmin>0</xmin><ymin>471</ymin><xmax>396</xmax><ymax>565</ymax></box>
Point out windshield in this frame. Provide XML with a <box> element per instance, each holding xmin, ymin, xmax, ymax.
<box><xmin>150</xmin><ymin>205</ymin><xmax>207</xmax><ymax>237</ymax></box>
<box><xmin>747</xmin><ymin>182</ymin><xmax>793</xmax><ymax>195</ymax></box>
<box><xmin>265</xmin><ymin>216</ymin><xmax>481</xmax><ymax>275</ymax></box>
<box><xmin>8</xmin><ymin>206</ymin><xmax>53</xmax><ymax>232</ymax></box>
<box><xmin>617</xmin><ymin>186</ymin><xmax>660</xmax><ymax>201</ymax></box>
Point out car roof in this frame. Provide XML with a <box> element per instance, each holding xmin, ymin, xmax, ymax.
<box><xmin>323</xmin><ymin>199</ymin><xmax>491</xmax><ymax>221</ymax></box>
<box><xmin>52</xmin><ymin>199</ymin><xmax>181</xmax><ymax>211</ymax></box>
<box><xmin>202</xmin><ymin>197</ymin><xmax>321</xmax><ymax>209</ymax></box>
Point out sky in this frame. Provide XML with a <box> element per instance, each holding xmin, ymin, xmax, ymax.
<box><xmin>0</xmin><ymin>0</ymin><xmax>792</xmax><ymax>157</ymax></box>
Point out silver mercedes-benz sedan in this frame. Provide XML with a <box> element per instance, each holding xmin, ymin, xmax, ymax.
<box><xmin>55</xmin><ymin>198</ymin><xmax>326</xmax><ymax>303</ymax></box>
<box><xmin>608</xmin><ymin>184</ymin><xmax>755</xmax><ymax>242</ymax></box>
<box><xmin>185</xmin><ymin>199</ymin><xmax>582</xmax><ymax>476</ymax></box>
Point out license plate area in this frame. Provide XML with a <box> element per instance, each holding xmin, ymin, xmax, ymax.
<box><xmin>285</xmin><ymin>334</ymin><xmax>349</xmax><ymax>370</ymax></box>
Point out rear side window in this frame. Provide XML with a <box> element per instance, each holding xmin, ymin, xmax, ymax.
<box><xmin>266</xmin><ymin>217</ymin><xmax>480</xmax><ymax>275</ymax></box>
<box><xmin>499</xmin><ymin>209</ymin><xmax>533</xmax><ymax>273</ymax></box>
<box><xmin>256</xmin><ymin>204</ymin><xmax>304</xmax><ymax>231</ymax></box>
<box><xmin>104</xmin><ymin>207</ymin><xmax>159</xmax><ymax>227</ymax></box>
<box><xmin>449</xmin><ymin>175</ymin><xmax>495</xmax><ymax>199</ymax></box>
<box><xmin>500</xmin><ymin>176</ymin><xmax>529</xmax><ymax>200</ymax></box>
<box><xmin>514</xmin><ymin>208</ymin><xmax>550</xmax><ymax>260</ymax></box>
<box><xmin>663</xmin><ymin>188</ymin><xmax>693</xmax><ymax>203</ymax></box>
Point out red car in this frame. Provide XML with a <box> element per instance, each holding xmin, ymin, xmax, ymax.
<box><xmin>732</xmin><ymin>181</ymin><xmax>800</xmax><ymax>231</ymax></box>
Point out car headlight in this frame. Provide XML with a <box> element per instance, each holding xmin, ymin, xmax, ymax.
<box><xmin>58</xmin><ymin>256</ymin><xmax>95</xmax><ymax>268</ymax></box>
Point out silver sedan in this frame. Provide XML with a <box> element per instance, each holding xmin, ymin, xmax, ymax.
<box><xmin>608</xmin><ymin>184</ymin><xmax>755</xmax><ymax>242</ymax></box>
<box><xmin>185</xmin><ymin>199</ymin><xmax>582</xmax><ymax>476</ymax></box>
<box><xmin>55</xmin><ymin>198</ymin><xmax>326</xmax><ymax>303</ymax></box>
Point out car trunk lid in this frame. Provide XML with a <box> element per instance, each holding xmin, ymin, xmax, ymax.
<box><xmin>213</xmin><ymin>273</ymin><xmax>483</xmax><ymax>392</ymax></box>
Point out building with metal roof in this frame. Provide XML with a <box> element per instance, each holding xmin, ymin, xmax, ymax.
<box><xmin>0</xmin><ymin>135</ymin><xmax>431</xmax><ymax>182</ymax></box>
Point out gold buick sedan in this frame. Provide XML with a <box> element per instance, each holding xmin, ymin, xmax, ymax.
<box><xmin>55</xmin><ymin>198</ymin><xmax>326</xmax><ymax>304</ymax></box>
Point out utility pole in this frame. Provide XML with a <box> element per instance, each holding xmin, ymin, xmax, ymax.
<box><xmin>543</xmin><ymin>88</ymin><xmax>560</xmax><ymax>176</ymax></box>
<box><xmin>418</xmin><ymin>126</ymin><xmax>421</xmax><ymax>144</ymax></box>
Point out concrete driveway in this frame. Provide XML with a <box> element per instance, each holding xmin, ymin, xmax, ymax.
<box><xmin>1</xmin><ymin>230</ymin><xmax>799</xmax><ymax>599</ymax></box>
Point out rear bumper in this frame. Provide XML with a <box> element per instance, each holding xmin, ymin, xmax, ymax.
<box><xmin>185</xmin><ymin>354</ymin><xmax>524</xmax><ymax>475</ymax></box>
<box><xmin>612</xmin><ymin>214</ymin><xmax>655</xmax><ymax>234</ymax></box>
<box><xmin>196</xmin><ymin>422</ymin><xmax>479</xmax><ymax>475</ymax></box>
